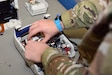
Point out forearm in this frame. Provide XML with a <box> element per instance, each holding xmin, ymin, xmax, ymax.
<box><xmin>61</xmin><ymin>0</ymin><xmax>106</xmax><ymax>29</ymax></box>
<box><xmin>42</xmin><ymin>47</ymin><xmax>84</xmax><ymax>75</ymax></box>
<box><xmin>78</xmin><ymin>2</ymin><xmax>112</xmax><ymax>64</ymax></box>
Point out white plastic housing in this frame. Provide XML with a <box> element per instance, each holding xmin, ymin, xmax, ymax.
<box><xmin>25</xmin><ymin>0</ymin><xmax>48</xmax><ymax>16</ymax></box>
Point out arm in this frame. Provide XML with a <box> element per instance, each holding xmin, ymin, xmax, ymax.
<box><xmin>78</xmin><ymin>2</ymin><xmax>112</xmax><ymax>64</ymax></box>
<box><xmin>61</xmin><ymin>0</ymin><xmax>107</xmax><ymax>29</ymax></box>
<box><xmin>42</xmin><ymin>47</ymin><xmax>84</xmax><ymax>75</ymax></box>
<box><xmin>26</xmin><ymin>1</ymin><xmax>109</xmax><ymax>75</ymax></box>
<box><xmin>27</xmin><ymin>0</ymin><xmax>107</xmax><ymax>42</ymax></box>
<box><xmin>42</xmin><ymin>2</ymin><xmax>112</xmax><ymax>75</ymax></box>
<box><xmin>25</xmin><ymin>41</ymin><xmax>84</xmax><ymax>75</ymax></box>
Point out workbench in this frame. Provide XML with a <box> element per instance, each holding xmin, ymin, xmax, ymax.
<box><xmin>0</xmin><ymin>0</ymin><xmax>66</xmax><ymax>75</ymax></box>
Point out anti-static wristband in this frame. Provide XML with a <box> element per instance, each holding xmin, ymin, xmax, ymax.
<box><xmin>54</xmin><ymin>18</ymin><xmax>63</xmax><ymax>31</ymax></box>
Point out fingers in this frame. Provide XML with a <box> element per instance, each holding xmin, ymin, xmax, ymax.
<box><xmin>25</xmin><ymin>41</ymin><xmax>31</xmax><ymax>60</ymax></box>
<box><xmin>41</xmin><ymin>35</ymin><xmax>50</xmax><ymax>43</ymax></box>
<box><xmin>28</xmin><ymin>28</ymin><xmax>49</xmax><ymax>43</ymax></box>
<box><xmin>29</xmin><ymin>21</ymin><xmax>39</xmax><ymax>32</ymax></box>
<box><xmin>27</xmin><ymin>19</ymin><xmax>54</xmax><ymax>42</ymax></box>
<box><xmin>29</xmin><ymin>19</ymin><xmax>44</xmax><ymax>32</ymax></box>
<box><xmin>28</xmin><ymin>24</ymin><xmax>40</xmax><ymax>40</ymax></box>
<box><xmin>28</xmin><ymin>30</ymin><xmax>39</xmax><ymax>40</ymax></box>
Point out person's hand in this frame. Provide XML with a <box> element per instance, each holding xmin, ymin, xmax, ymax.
<box><xmin>28</xmin><ymin>19</ymin><xmax>60</xmax><ymax>42</ymax></box>
<box><xmin>25</xmin><ymin>40</ymin><xmax>49</xmax><ymax>62</ymax></box>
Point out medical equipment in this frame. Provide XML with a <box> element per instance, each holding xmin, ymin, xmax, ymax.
<box><xmin>13</xmin><ymin>24</ymin><xmax>80</xmax><ymax>75</ymax></box>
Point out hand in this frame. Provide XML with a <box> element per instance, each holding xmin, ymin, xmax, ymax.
<box><xmin>25</xmin><ymin>40</ymin><xmax>49</xmax><ymax>62</ymax></box>
<box><xmin>28</xmin><ymin>19</ymin><xmax>59</xmax><ymax>42</ymax></box>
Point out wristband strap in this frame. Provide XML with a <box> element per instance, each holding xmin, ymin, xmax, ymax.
<box><xmin>54</xmin><ymin>18</ymin><xmax>63</xmax><ymax>31</ymax></box>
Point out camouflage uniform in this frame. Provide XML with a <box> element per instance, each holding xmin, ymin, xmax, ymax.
<box><xmin>63</xmin><ymin>0</ymin><xmax>108</xmax><ymax>38</ymax></box>
<box><xmin>42</xmin><ymin>0</ymin><xmax>112</xmax><ymax>75</ymax></box>
<box><xmin>89</xmin><ymin>26</ymin><xmax>112</xmax><ymax>75</ymax></box>
<box><xmin>61</xmin><ymin>0</ymin><xmax>106</xmax><ymax>28</ymax></box>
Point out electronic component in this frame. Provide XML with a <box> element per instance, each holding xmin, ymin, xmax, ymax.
<box><xmin>14</xmin><ymin>24</ymin><xmax>80</xmax><ymax>75</ymax></box>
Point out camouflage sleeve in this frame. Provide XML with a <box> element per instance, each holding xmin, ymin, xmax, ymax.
<box><xmin>42</xmin><ymin>47</ymin><xmax>84</xmax><ymax>75</ymax></box>
<box><xmin>61</xmin><ymin>0</ymin><xmax>107</xmax><ymax>29</ymax></box>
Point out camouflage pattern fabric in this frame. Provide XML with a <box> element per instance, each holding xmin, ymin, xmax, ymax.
<box><xmin>42</xmin><ymin>47</ymin><xmax>84</xmax><ymax>75</ymax></box>
<box><xmin>89</xmin><ymin>25</ymin><xmax>112</xmax><ymax>75</ymax></box>
<box><xmin>88</xmin><ymin>3</ymin><xmax>112</xmax><ymax>75</ymax></box>
<box><xmin>41</xmin><ymin>0</ymin><xmax>112</xmax><ymax>75</ymax></box>
<box><xmin>61</xmin><ymin>0</ymin><xmax>107</xmax><ymax>29</ymax></box>
<box><xmin>78</xmin><ymin>1</ymin><xmax>112</xmax><ymax>64</ymax></box>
